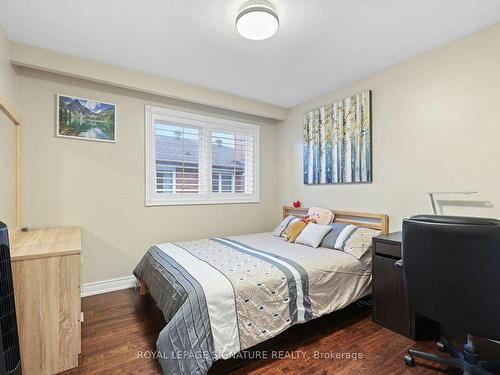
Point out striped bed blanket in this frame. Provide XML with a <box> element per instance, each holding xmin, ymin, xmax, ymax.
<box><xmin>133</xmin><ymin>232</ymin><xmax>374</xmax><ymax>374</ymax></box>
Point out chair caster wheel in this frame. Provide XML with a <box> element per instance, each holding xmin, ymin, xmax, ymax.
<box><xmin>437</xmin><ymin>340</ymin><xmax>446</xmax><ymax>352</ymax></box>
<box><xmin>404</xmin><ymin>354</ymin><xmax>415</xmax><ymax>367</ymax></box>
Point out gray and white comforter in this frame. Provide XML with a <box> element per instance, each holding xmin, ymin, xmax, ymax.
<box><xmin>133</xmin><ymin>232</ymin><xmax>373</xmax><ymax>374</ymax></box>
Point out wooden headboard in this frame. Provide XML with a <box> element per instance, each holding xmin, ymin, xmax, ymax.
<box><xmin>283</xmin><ymin>206</ymin><xmax>389</xmax><ymax>234</ymax></box>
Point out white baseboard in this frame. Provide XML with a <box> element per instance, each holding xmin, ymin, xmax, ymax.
<box><xmin>81</xmin><ymin>275</ymin><xmax>137</xmax><ymax>297</ymax></box>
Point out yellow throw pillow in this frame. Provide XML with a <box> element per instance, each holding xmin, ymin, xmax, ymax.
<box><xmin>284</xmin><ymin>220</ymin><xmax>307</xmax><ymax>243</ymax></box>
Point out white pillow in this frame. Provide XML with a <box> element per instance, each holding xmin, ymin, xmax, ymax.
<box><xmin>295</xmin><ymin>223</ymin><xmax>332</xmax><ymax>248</ymax></box>
<box><xmin>307</xmin><ymin>207</ymin><xmax>334</xmax><ymax>225</ymax></box>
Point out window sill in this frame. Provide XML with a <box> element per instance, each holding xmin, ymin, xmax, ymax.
<box><xmin>145</xmin><ymin>198</ymin><xmax>260</xmax><ymax>207</ymax></box>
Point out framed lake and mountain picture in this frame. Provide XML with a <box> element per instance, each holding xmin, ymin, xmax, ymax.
<box><xmin>57</xmin><ymin>94</ymin><xmax>116</xmax><ymax>142</ymax></box>
<box><xmin>303</xmin><ymin>90</ymin><xmax>372</xmax><ymax>184</ymax></box>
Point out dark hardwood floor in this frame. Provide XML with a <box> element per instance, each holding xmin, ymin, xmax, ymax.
<box><xmin>60</xmin><ymin>289</ymin><xmax>471</xmax><ymax>374</ymax></box>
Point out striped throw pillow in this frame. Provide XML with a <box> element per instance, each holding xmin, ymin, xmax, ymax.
<box><xmin>272</xmin><ymin>215</ymin><xmax>299</xmax><ymax>237</ymax></box>
<box><xmin>321</xmin><ymin>224</ymin><xmax>380</xmax><ymax>259</ymax></box>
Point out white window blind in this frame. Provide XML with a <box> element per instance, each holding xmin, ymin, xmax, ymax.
<box><xmin>211</xmin><ymin>130</ymin><xmax>255</xmax><ymax>195</ymax></box>
<box><xmin>154</xmin><ymin>122</ymin><xmax>208</xmax><ymax>195</ymax></box>
<box><xmin>145</xmin><ymin>106</ymin><xmax>259</xmax><ymax>206</ymax></box>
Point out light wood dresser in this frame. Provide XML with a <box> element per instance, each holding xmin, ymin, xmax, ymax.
<box><xmin>10</xmin><ymin>226</ymin><xmax>82</xmax><ymax>375</ymax></box>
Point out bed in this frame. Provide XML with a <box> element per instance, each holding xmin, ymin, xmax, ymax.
<box><xmin>133</xmin><ymin>206</ymin><xmax>388</xmax><ymax>375</ymax></box>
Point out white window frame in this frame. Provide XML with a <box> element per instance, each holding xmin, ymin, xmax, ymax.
<box><xmin>145</xmin><ymin>105</ymin><xmax>260</xmax><ymax>206</ymax></box>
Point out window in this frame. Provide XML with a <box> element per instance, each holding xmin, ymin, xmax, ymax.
<box><xmin>145</xmin><ymin>106</ymin><xmax>259</xmax><ymax>205</ymax></box>
<box><xmin>212</xmin><ymin>172</ymin><xmax>235</xmax><ymax>193</ymax></box>
<box><xmin>156</xmin><ymin>169</ymin><xmax>176</xmax><ymax>194</ymax></box>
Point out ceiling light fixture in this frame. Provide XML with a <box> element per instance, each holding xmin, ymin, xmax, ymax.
<box><xmin>236</xmin><ymin>0</ymin><xmax>279</xmax><ymax>41</ymax></box>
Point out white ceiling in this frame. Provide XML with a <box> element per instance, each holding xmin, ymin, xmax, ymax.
<box><xmin>1</xmin><ymin>0</ymin><xmax>500</xmax><ymax>108</ymax></box>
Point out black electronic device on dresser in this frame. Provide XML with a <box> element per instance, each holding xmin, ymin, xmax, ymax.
<box><xmin>371</xmin><ymin>232</ymin><xmax>436</xmax><ymax>340</ymax></box>
<box><xmin>0</xmin><ymin>222</ymin><xmax>21</xmax><ymax>375</ymax></box>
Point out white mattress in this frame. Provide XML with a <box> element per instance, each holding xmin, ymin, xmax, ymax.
<box><xmin>229</xmin><ymin>232</ymin><xmax>372</xmax><ymax>319</ymax></box>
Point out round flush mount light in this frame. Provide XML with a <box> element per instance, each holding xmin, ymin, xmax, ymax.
<box><xmin>236</xmin><ymin>0</ymin><xmax>279</xmax><ymax>40</ymax></box>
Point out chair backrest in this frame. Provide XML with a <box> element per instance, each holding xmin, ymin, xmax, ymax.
<box><xmin>402</xmin><ymin>215</ymin><xmax>500</xmax><ymax>340</ymax></box>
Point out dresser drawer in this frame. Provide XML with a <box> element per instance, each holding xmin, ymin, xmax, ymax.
<box><xmin>372</xmin><ymin>253</ymin><xmax>412</xmax><ymax>337</ymax></box>
<box><xmin>375</xmin><ymin>241</ymin><xmax>401</xmax><ymax>258</ymax></box>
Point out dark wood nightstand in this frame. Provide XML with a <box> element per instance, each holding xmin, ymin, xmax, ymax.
<box><xmin>372</xmin><ymin>232</ymin><xmax>436</xmax><ymax>340</ymax></box>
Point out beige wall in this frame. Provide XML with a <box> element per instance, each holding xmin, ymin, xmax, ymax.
<box><xmin>0</xmin><ymin>23</ymin><xmax>16</xmax><ymax>229</ymax></box>
<box><xmin>16</xmin><ymin>21</ymin><xmax>500</xmax><ymax>284</ymax></box>
<box><xmin>277</xmin><ymin>23</ymin><xmax>500</xmax><ymax>232</ymax></box>
<box><xmin>11</xmin><ymin>43</ymin><xmax>287</xmax><ymax>121</ymax></box>
<box><xmin>18</xmin><ymin>68</ymin><xmax>279</xmax><ymax>284</ymax></box>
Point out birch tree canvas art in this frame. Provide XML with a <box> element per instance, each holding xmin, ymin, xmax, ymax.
<box><xmin>303</xmin><ymin>90</ymin><xmax>372</xmax><ymax>184</ymax></box>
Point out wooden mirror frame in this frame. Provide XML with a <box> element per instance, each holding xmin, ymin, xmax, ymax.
<box><xmin>1</xmin><ymin>97</ymin><xmax>21</xmax><ymax>232</ymax></box>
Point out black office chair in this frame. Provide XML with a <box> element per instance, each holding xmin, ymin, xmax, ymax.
<box><xmin>400</xmin><ymin>215</ymin><xmax>500</xmax><ymax>375</ymax></box>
